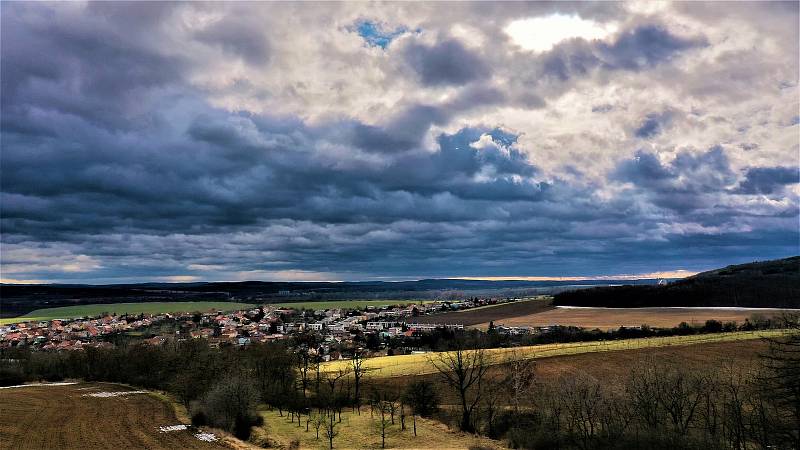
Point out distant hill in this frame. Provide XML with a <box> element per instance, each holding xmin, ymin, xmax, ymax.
<box><xmin>553</xmin><ymin>256</ymin><xmax>800</xmax><ymax>308</ymax></box>
<box><xmin>0</xmin><ymin>278</ymin><xmax>660</xmax><ymax>318</ymax></box>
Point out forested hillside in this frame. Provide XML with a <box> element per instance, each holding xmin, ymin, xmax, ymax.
<box><xmin>553</xmin><ymin>257</ymin><xmax>800</xmax><ymax>308</ymax></box>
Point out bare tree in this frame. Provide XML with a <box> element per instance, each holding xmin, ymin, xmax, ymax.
<box><xmin>657</xmin><ymin>366</ymin><xmax>707</xmax><ymax>435</ymax></box>
<box><xmin>482</xmin><ymin>375</ymin><xmax>504</xmax><ymax>437</ymax></box>
<box><xmin>350</xmin><ymin>349</ymin><xmax>372</xmax><ymax>414</ymax></box>
<box><xmin>403</xmin><ymin>380</ymin><xmax>439</xmax><ymax>437</ymax></box>
<box><xmin>311</xmin><ymin>411</ymin><xmax>325</xmax><ymax>439</ymax></box>
<box><xmin>561</xmin><ymin>373</ymin><xmax>605</xmax><ymax>449</ymax></box>
<box><xmin>504</xmin><ymin>350</ymin><xmax>536</xmax><ymax>415</ymax></box>
<box><xmin>323</xmin><ymin>410</ymin><xmax>339</xmax><ymax>449</ymax></box>
<box><xmin>626</xmin><ymin>358</ymin><xmax>663</xmax><ymax>431</ymax></box>
<box><xmin>758</xmin><ymin>313</ymin><xmax>800</xmax><ymax>448</ymax></box>
<box><xmin>429</xmin><ymin>342</ymin><xmax>490</xmax><ymax>432</ymax></box>
<box><xmin>376</xmin><ymin>397</ymin><xmax>394</xmax><ymax>448</ymax></box>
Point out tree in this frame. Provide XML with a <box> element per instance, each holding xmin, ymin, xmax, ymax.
<box><xmin>311</xmin><ymin>411</ymin><xmax>326</xmax><ymax>440</ymax></box>
<box><xmin>403</xmin><ymin>379</ymin><xmax>440</xmax><ymax>436</ymax></box>
<box><xmin>250</xmin><ymin>342</ymin><xmax>296</xmax><ymax>415</ymax></box>
<box><xmin>504</xmin><ymin>351</ymin><xmax>536</xmax><ymax>415</ymax></box>
<box><xmin>371</xmin><ymin>392</ymin><xmax>395</xmax><ymax>449</ymax></box>
<box><xmin>297</xmin><ymin>347</ymin><xmax>312</xmax><ymax>399</ymax></box>
<box><xmin>199</xmin><ymin>376</ymin><xmax>261</xmax><ymax>440</ymax></box>
<box><xmin>482</xmin><ymin>374</ymin><xmax>505</xmax><ymax>437</ymax></box>
<box><xmin>758</xmin><ymin>314</ymin><xmax>800</xmax><ymax>448</ymax></box>
<box><xmin>429</xmin><ymin>343</ymin><xmax>489</xmax><ymax>432</ymax></box>
<box><xmin>350</xmin><ymin>349</ymin><xmax>370</xmax><ymax>413</ymax></box>
<box><xmin>323</xmin><ymin>409</ymin><xmax>339</xmax><ymax>449</ymax></box>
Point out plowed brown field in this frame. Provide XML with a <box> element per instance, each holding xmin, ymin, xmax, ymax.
<box><xmin>414</xmin><ymin>298</ymin><xmax>554</xmax><ymax>326</ymax></box>
<box><xmin>472</xmin><ymin>306</ymin><xmax>796</xmax><ymax>330</ymax></box>
<box><xmin>0</xmin><ymin>382</ymin><xmax>226</xmax><ymax>450</ymax></box>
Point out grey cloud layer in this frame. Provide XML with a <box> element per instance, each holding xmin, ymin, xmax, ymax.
<box><xmin>1</xmin><ymin>1</ymin><xmax>797</xmax><ymax>282</ymax></box>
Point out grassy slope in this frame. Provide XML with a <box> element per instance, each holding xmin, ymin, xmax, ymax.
<box><xmin>0</xmin><ymin>301</ymin><xmax>256</xmax><ymax>325</ymax></box>
<box><xmin>322</xmin><ymin>329</ymin><xmax>792</xmax><ymax>378</ymax></box>
<box><xmin>254</xmin><ymin>408</ymin><xmax>503</xmax><ymax>450</ymax></box>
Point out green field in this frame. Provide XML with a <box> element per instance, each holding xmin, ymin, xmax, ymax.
<box><xmin>270</xmin><ymin>299</ymin><xmax>433</xmax><ymax>310</ymax></box>
<box><xmin>0</xmin><ymin>299</ymin><xmax>432</xmax><ymax>325</ymax></box>
<box><xmin>0</xmin><ymin>302</ymin><xmax>256</xmax><ymax>325</ymax></box>
<box><xmin>322</xmin><ymin>329</ymin><xmax>793</xmax><ymax>378</ymax></box>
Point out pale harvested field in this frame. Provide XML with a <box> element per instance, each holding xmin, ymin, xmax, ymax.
<box><xmin>472</xmin><ymin>306</ymin><xmax>798</xmax><ymax>330</ymax></box>
<box><xmin>0</xmin><ymin>382</ymin><xmax>226</xmax><ymax>450</ymax></box>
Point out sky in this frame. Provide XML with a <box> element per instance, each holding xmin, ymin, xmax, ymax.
<box><xmin>1</xmin><ymin>1</ymin><xmax>798</xmax><ymax>284</ymax></box>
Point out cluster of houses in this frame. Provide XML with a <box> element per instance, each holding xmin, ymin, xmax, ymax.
<box><xmin>0</xmin><ymin>297</ymin><xmax>530</xmax><ymax>352</ymax></box>
<box><xmin>0</xmin><ymin>315</ymin><xmax>158</xmax><ymax>350</ymax></box>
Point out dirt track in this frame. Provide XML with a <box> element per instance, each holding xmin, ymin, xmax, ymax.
<box><xmin>0</xmin><ymin>382</ymin><xmax>226</xmax><ymax>450</ymax></box>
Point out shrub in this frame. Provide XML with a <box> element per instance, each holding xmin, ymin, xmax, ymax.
<box><xmin>189</xmin><ymin>401</ymin><xmax>207</xmax><ymax>426</ymax></box>
<box><xmin>0</xmin><ymin>366</ymin><xmax>27</xmax><ymax>387</ymax></box>
<box><xmin>199</xmin><ymin>376</ymin><xmax>261</xmax><ymax>440</ymax></box>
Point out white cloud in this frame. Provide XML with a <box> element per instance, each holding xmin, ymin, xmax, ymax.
<box><xmin>504</xmin><ymin>14</ymin><xmax>618</xmax><ymax>52</ymax></box>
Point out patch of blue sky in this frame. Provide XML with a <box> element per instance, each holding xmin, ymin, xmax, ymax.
<box><xmin>352</xmin><ymin>20</ymin><xmax>410</xmax><ymax>49</ymax></box>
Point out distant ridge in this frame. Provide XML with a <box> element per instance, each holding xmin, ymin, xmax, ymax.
<box><xmin>553</xmin><ymin>256</ymin><xmax>800</xmax><ymax>308</ymax></box>
<box><xmin>0</xmin><ymin>278</ymin><xmax>661</xmax><ymax>318</ymax></box>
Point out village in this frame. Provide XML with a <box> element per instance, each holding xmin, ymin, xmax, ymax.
<box><xmin>0</xmin><ymin>298</ymin><xmax>539</xmax><ymax>355</ymax></box>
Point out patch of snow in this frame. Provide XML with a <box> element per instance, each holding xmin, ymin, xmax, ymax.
<box><xmin>82</xmin><ymin>390</ymin><xmax>149</xmax><ymax>398</ymax></box>
<box><xmin>194</xmin><ymin>432</ymin><xmax>218</xmax><ymax>442</ymax></box>
<box><xmin>159</xmin><ymin>424</ymin><xmax>188</xmax><ymax>432</ymax></box>
<box><xmin>0</xmin><ymin>382</ymin><xmax>78</xmax><ymax>389</ymax></box>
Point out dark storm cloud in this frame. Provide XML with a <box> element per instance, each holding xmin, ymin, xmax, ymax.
<box><xmin>597</xmin><ymin>25</ymin><xmax>707</xmax><ymax>71</ymax></box>
<box><xmin>403</xmin><ymin>39</ymin><xmax>490</xmax><ymax>86</ymax></box>
<box><xmin>1</xmin><ymin>2</ymin><xmax>186</xmax><ymax>131</ymax></box>
<box><xmin>349</xmin><ymin>104</ymin><xmax>448</xmax><ymax>153</ymax></box>
<box><xmin>736</xmin><ymin>167</ymin><xmax>800</xmax><ymax>195</ymax></box>
<box><xmin>194</xmin><ymin>19</ymin><xmax>271</xmax><ymax>65</ymax></box>
<box><xmin>615</xmin><ymin>146</ymin><xmax>735</xmax><ymax>193</ymax></box>
<box><xmin>614</xmin><ymin>146</ymin><xmax>739</xmax><ymax>213</ymax></box>
<box><xmin>635</xmin><ymin>111</ymin><xmax>673</xmax><ymax>138</ymax></box>
<box><xmin>538</xmin><ymin>25</ymin><xmax>706</xmax><ymax>82</ymax></box>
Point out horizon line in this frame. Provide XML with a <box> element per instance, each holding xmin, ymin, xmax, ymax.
<box><xmin>0</xmin><ymin>269</ymin><xmax>697</xmax><ymax>285</ymax></box>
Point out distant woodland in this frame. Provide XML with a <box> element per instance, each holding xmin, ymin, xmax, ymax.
<box><xmin>554</xmin><ymin>256</ymin><xmax>800</xmax><ymax>308</ymax></box>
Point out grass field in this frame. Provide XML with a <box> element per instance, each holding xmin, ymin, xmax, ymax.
<box><xmin>473</xmin><ymin>306</ymin><xmax>798</xmax><ymax>330</ymax></box>
<box><xmin>254</xmin><ymin>407</ymin><xmax>502</xmax><ymax>449</ymax></box>
<box><xmin>323</xmin><ymin>329</ymin><xmax>792</xmax><ymax>378</ymax></box>
<box><xmin>0</xmin><ymin>382</ymin><xmax>226</xmax><ymax>450</ymax></box>
<box><xmin>270</xmin><ymin>299</ymin><xmax>433</xmax><ymax>310</ymax></box>
<box><xmin>1</xmin><ymin>299</ymin><xmax>434</xmax><ymax>325</ymax></box>
<box><xmin>0</xmin><ymin>302</ymin><xmax>256</xmax><ymax>325</ymax></box>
